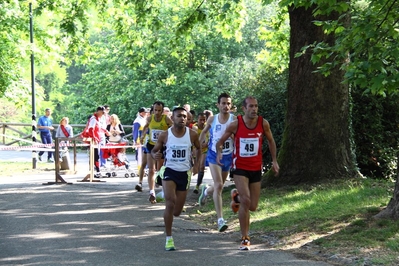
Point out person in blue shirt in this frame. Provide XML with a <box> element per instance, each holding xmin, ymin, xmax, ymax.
<box><xmin>132</xmin><ymin>107</ymin><xmax>150</xmax><ymax>192</ymax></box>
<box><xmin>37</xmin><ymin>108</ymin><xmax>55</xmax><ymax>163</ymax></box>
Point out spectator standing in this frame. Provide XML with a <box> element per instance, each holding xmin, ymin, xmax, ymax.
<box><xmin>37</xmin><ymin>108</ymin><xmax>55</xmax><ymax>163</ymax></box>
<box><xmin>100</xmin><ymin>105</ymin><xmax>111</xmax><ymax>167</ymax></box>
<box><xmin>56</xmin><ymin>117</ymin><xmax>74</xmax><ymax>170</ymax></box>
<box><xmin>56</xmin><ymin>117</ymin><xmax>73</xmax><ymax>140</ymax></box>
<box><xmin>87</xmin><ymin>106</ymin><xmax>109</xmax><ymax>177</ymax></box>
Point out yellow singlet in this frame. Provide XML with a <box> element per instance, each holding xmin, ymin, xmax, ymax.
<box><xmin>148</xmin><ymin>114</ymin><xmax>169</xmax><ymax>145</ymax></box>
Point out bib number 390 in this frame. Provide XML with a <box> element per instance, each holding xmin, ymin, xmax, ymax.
<box><xmin>172</xmin><ymin>149</ymin><xmax>186</xmax><ymax>158</ymax></box>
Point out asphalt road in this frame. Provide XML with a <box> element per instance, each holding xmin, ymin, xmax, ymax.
<box><xmin>0</xmin><ymin>150</ymin><xmax>331</xmax><ymax>266</ymax></box>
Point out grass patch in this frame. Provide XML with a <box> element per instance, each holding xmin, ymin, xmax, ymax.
<box><xmin>0</xmin><ymin>161</ymin><xmax>54</xmax><ymax>177</ymax></box>
<box><xmin>188</xmin><ymin>178</ymin><xmax>399</xmax><ymax>265</ymax></box>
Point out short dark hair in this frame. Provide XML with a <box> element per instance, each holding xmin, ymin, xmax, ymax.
<box><xmin>96</xmin><ymin>106</ymin><xmax>105</xmax><ymax>112</ymax></box>
<box><xmin>218</xmin><ymin>92</ymin><xmax>231</xmax><ymax>103</ymax></box>
<box><xmin>152</xmin><ymin>101</ymin><xmax>165</xmax><ymax>110</ymax></box>
<box><xmin>172</xmin><ymin>107</ymin><xmax>187</xmax><ymax>115</ymax></box>
<box><xmin>242</xmin><ymin>96</ymin><xmax>256</xmax><ymax>107</ymax></box>
<box><xmin>138</xmin><ymin>107</ymin><xmax>149</xmax><ymax>113</ymax></box>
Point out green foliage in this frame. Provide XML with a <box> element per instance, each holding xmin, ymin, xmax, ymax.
<box><xmin>257</xmin><ymin>2</ymin><xmax>289</xmax><ymax>72</ymax></box>
<box><xmin>352</xmin><ymin>87</ymin><xmax>399</xmax><ymax>179</ymax></box>
<box><xmin>56</xmin><ymin>0</ymin><xmax>276</xmax><ymax>126</ymax></box>
<box><xmin>291</xmin><ymin>0</ymin><xmax>399</xmax><ymax>95</ymax></box>
<box><xmin>0</xmin><ymin>1</ymin><xmax>28</xmax><ymax>98</ymax></box>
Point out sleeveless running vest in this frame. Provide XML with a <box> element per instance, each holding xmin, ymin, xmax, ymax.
<box><xmin>164</xmin><ymin>127</ymin><xmax>192</xmax><ymax>172</ymax></box>
<box><xmin>148</xmin><ymin>114</ymin><xmax>169</xmax><ymax>145</ymax></box>
<box><xmin>233</xmin><ymin>115</ymin><xmax>264</xmax><ymax>171</ymax></box>
<box><xmin>208</xmin><ymin>113</ymin><xmax>234</xmax><ymax>155</ymax></box>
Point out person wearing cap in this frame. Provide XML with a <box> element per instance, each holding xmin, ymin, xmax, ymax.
<box><xmin>37</xmin><ymin>108</ymin><xmax>55</xmax><ymax>163</ymax></box>
<box><xmin>87</xmin><ymin>106</ymin><xmax>110</xmax><ymax>176</ymax></box>
<box><xmin>132</xmin><ymin>107</ymin><xmax>150</xmax><ymax>146</ymax></box>
<box><xmin>133</xmin><ymin>107</ymin><xmax>150</xmax><ymax>191</ymax></box>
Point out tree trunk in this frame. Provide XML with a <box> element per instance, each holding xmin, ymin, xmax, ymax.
<box><xmin>374</xmin><ymin>152</ymin><xmax>399</xmax><ymax>219</ymax></box>
<box><xmin>263</xmin><ymin>4</ymin><xmax>359</xmax><ymax>186</ymax></box>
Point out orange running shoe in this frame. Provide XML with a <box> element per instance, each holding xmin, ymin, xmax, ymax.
<box><xmin>230</xmin><ymin>188</ymin><xmax>240</xmax><ymax>213</ymax></box>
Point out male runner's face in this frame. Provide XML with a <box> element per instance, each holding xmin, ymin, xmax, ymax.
<box><xmin>197</xmin><ymin>115</ymin><xmax>206</xmax><ymax>127</ymax></box>
<box><xmin>186</xmin><ymin>112</ymin><xmax>193</xmax><ymax>126</ymax></box>
<box><xmin>153</xmin><ymin>104</ymin><xmax>163</xmax><ymax>117</ymax></box>
<box><xmin>173</xmin><ymin>110</ymin><xmax>187</xmax><ymax>128</ymax></box>
<box><xmin>217</xmin><ymin>97</ymin><xmax>232</xmax><ymax>114</ymax></box>
<box><xmin>244</xmin><ymin>98</ymin><xmax>259</xmax><ymax>119</ymax></box>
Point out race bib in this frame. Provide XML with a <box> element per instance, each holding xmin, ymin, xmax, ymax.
<box><xmin>169</xmin><ymin>144</ymin><xmax>189</xmax><ymax>162</ymax></box>
<box><xmin>239</xmin><ymin>138</ymin><xmax>259</xmax><ymax>157</ymax></box>
<box><xmin>221</xmin><ymin>138</ymin><xmax>233</xmax><ymax>155</ymax></box>
<box><xmin>151</xmin><ymin>129</ymin><xmax>164</xmax><ymax>142</ymax></box>
<box><xmin>212</xmin><ymin>138</ymin><xmax>233</xmax><ymax>155</ymax></box>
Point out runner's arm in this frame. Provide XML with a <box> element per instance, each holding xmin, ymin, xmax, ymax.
<box><xmin>151</xmin><ymin>131</ymin><xmax>167</xmax><ymax>160</ymax></box>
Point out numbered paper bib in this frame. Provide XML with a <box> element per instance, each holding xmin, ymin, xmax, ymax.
<box><xmin>167</xmin><ymin>144</ymin><xmax>190</xmax><ymax>162</ymax></box>
<box><xmin>239</xmin><ymin>138</ymin><xmax>259</xmax><ymax>157</ymax></box>
<box><xmin>213</xmin><ymin>138</ymin><xmax>233</xmax><ymax>155</ymax></box>
<box><xmin>150</xmin><ymin>129</ymin><xmax>164</xmax><ymax>142</ymax></box>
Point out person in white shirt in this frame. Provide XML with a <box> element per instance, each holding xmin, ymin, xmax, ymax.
<box><xmin>151</xmin><ymin>107</ymin><xmax>201</xmax><ymax>251</ymax></box>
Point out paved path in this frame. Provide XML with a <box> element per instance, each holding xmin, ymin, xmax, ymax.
<box><xmin>0</xmin><ymin>150</ymin><xmax>331</xmax><ymax>266</ymax></box>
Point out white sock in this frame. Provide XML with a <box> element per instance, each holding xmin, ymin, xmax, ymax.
<box><xmin>204</xmin><ymin>188</ymin><xmax>208</xmax><ymax>197</ymax></box>
<box><xmin>150</xmin><ymin>189</ymin><xmax>155</xmax><ymax>195</ymax></box>
<box><xmin>166</xmin><ymin>236</ymin><xmax>173</xmax><ymax>241</ymax></box>
<box><xmin>218</xmin><ymin>217</ymin><xmax>224</xmax><ymax>223</ymax></box>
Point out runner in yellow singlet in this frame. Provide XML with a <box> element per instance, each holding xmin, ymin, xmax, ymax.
<box><xmin>141</xmin><ymin>101</ymin><xmax>173</xmax><ymax>203</ymax></box>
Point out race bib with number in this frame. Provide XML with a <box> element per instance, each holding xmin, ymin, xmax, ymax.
<box><xmin>168</xmin><ymin>144</ymin><xmax>189</xmax><ymax>162</ymax></box>
<box><xmin>212</xmin><ymin>138</ymin><xmax>233</xmax><ymax>155</ymax></box>
<box><xmin>150</xmin><ymin>129</ymin><xmax>164</xmax><ymax>142</ymax></box>
<box><xmin>239</xmin><ymin>138</ymin><xmax>259</xmax><ymax>157</ymax></box>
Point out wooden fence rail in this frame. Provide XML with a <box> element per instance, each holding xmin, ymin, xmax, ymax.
<box><xmin>0</xmin><ymin>122</ymin><xmax>133</xmax><ymax>146</ymax></box>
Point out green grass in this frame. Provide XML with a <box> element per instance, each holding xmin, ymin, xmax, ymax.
<box><xmin>1</xmin><ymin>162</ymin><xmax>40</xmax><ymax>176</ymax></box>
<box><xmin>189</xmin><ymin>178</ymin><xmax>399</xmax><ymax>265</ymax></box>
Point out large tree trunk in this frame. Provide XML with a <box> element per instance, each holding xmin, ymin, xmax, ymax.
<box><xmin>263</xmin><ymin>4</ymin><xmax>359</xmax><ymax>186</ymax></box>
<box><xmin>374</xmin><ymin>153</ymin><xmax>399</xmax><ymax>219</ymax></box>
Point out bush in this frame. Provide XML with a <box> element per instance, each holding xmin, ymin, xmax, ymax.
<box><xmin>351</xmin><ymin>88</ymin><xmax>399</xmax><ymax>179</ymax></box>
